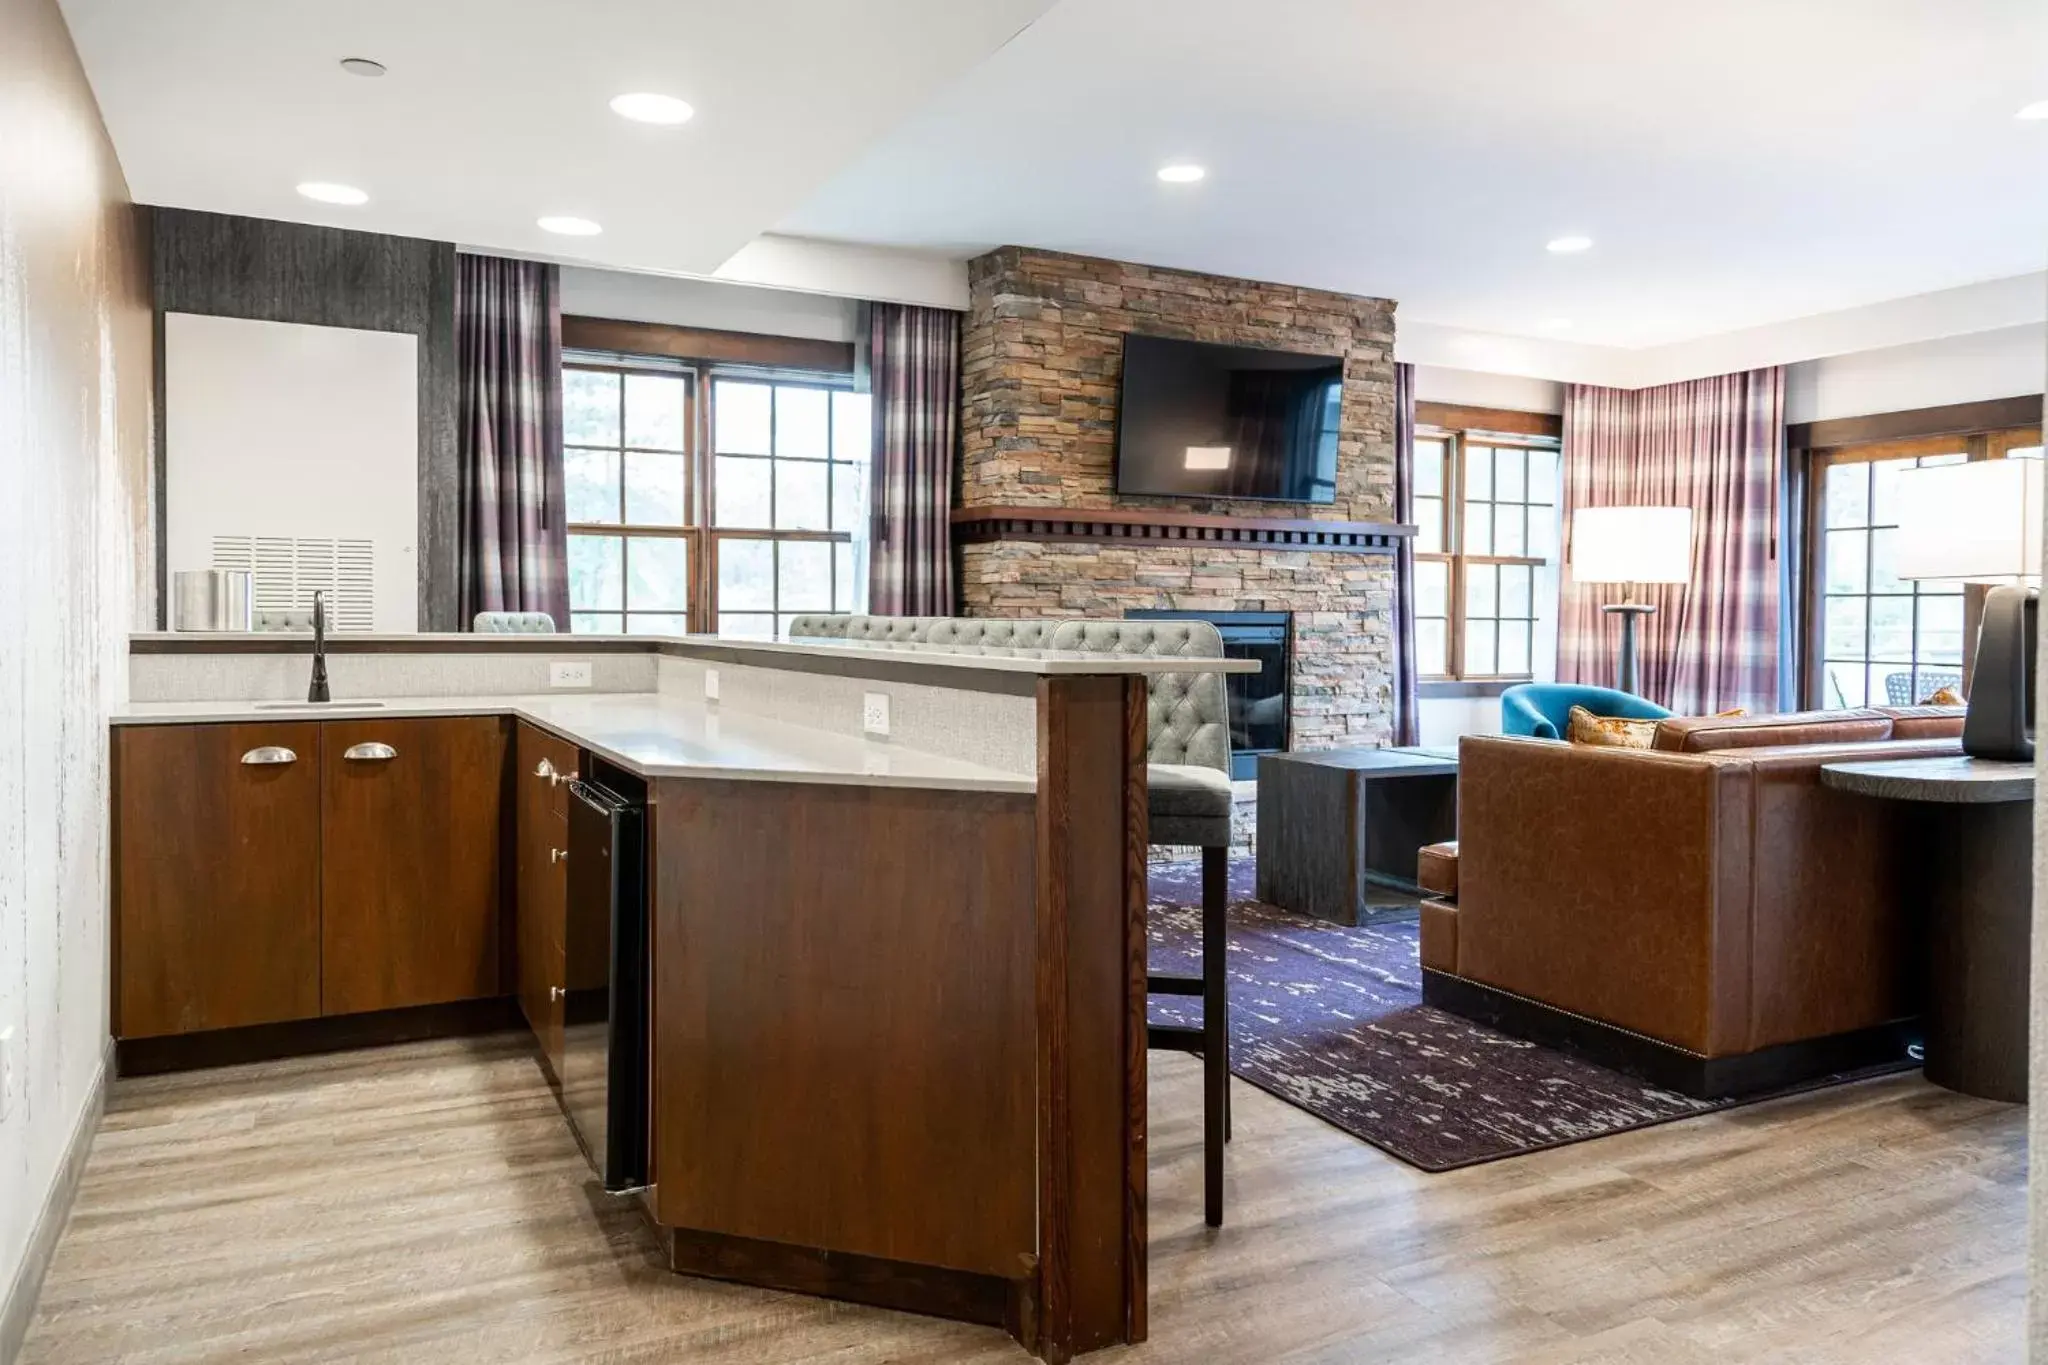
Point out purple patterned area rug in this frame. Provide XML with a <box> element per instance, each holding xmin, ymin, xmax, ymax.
<box><xmin>1147</xmin><ymin>857</ymin><xmax>1911</xmax><ymax>1173</ymax></box>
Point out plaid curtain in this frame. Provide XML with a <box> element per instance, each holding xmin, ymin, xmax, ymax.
<box><xmin>1558</xmin><ymin>367</ymin><xmax>1784</xmax><ymax>715</ymax></box>
<box><xmin>1391</xmin><ymin>362</ymin><xmax>1421</xmax><ymax>745</ymax></box>
<box><xmin>457</xmin><ymin>254</ymin><xmax>568</xmax><ymax>629</ymax></box>
<box><xmin>867</xmin><ymin>302</ymin><xmax>961</xmax><ymax>616</ymax></box>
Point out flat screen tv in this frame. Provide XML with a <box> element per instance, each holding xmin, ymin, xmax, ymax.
<box><xmin>1114</xmin><ymin>334</ymin><xmax>1342</xmax><ymax>503</ymax></box>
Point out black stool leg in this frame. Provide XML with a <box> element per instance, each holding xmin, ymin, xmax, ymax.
<box><xmin>1201</xmin><ymin>842</ymin><xmax>1228</xmax><ymax>1228</ymax></box>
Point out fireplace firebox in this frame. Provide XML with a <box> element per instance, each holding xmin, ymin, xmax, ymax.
<box><xmin>1127</xmin><ymin>609</ymin><xmax>1291</xmax><ymax>779</ymax></box>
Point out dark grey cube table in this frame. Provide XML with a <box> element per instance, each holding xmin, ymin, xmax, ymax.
<box><xmin>1821</xmin><ymin>754</ymin><xmax>2033</xmax><ymax>1104</ymax></box>
<box><xmin>1255</xmin><ymin>745</ymin><xmax>1458</xmax><ymax>924</ymax></box>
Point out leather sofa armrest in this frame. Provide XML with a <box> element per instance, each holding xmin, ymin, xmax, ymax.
<box><xmin>1417</xmin><ymin>841</ymin><xmax>1459</xmax><ymax>901</ymax></box>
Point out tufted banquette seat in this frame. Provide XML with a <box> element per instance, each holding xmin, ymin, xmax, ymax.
<box><xmin>784</xmin><ymin>614</ymin><xmax>1060</xmax><ymax>649</ymax></box>
<box><xmin>473</xmin><ymin>611</ymin><xmax>558</xmax><ymax>633</ymax></box>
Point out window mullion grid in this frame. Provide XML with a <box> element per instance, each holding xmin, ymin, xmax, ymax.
<box><xmin>1448</xmin><ymin>431</ymin><xmax>1466</xmax><ymax>680</ymax></box>
<box><xmin>615</xmin><ymin>373</ymin><xmax>631</xmax><ymax>618</ymax></box>
<box><xmin>766</xmin><ymin>387</ymin><xmax>779</xmax><ymax>631</ymax></box>
<box><xmin>824</xmin><ymin>398</ymin><xmax>837</xmax><ymax>612</ymax></box>
<box><xmin>1863</xmin><ymin>466</ymin><xmax>1877</xmax><ymax>700</ymax></box>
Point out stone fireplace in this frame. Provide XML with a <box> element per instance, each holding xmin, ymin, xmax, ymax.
<box><xmin>954</xmin><ymin>246</ymin><xmax>1404</xmax><ymax>752</ymax></box>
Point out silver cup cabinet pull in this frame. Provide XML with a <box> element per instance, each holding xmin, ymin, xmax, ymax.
<box><xmin>239</xmin><ymin>746</ymin><xmax>297</xmax><ymax>766</ymax></box>
<box><xmin>550</xmin><ymin>986</ymin><xmax>565</xmax><ymax>1002</ymax></box>
<box><xmin>550</xmin><ymin>847</ymin><xmax>567</xmax><ymax>865</ymax></box>
<box><xmin>535</xmin><ymin>757</ymin><xmax>557</xmax><ymax>783</ymax></box>
<box><xmin>343</xmin><ymin>742</ymin><xmax>398</xmax><ymax>762</ymax></box>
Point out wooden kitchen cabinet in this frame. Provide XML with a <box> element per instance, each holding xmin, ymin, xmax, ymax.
<box><xmin>515</xmin><ymin>721</ymin><xmax>577</xmax><ymax>1079</ymax></box>
<box><xmin>319</xmin><ymin>716</ymin><xmax>510</xmax><ymax>1015</ymax></box>
<box><xmin>114</xmin><ymin>723</ymin><xmax>323</xmax><ymax>1038</ymax></box>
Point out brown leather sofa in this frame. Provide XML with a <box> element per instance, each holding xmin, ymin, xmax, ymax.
<box><xmin>1420</xmin><ymin>706</ymin><xmax>1964</xmax><ymax>1096</ymax></box>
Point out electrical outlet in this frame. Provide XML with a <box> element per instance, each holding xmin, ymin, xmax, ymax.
<box><xmin>704</xmin><ymin>668</ymin><xmax>720</xmax><ymax>701</ymax></box>
<box><xmin>549</xmin><ymin>661</ymin><xmax>592</xmax><ymax>688</ymax></box>
<box><xmin>862</xmin><ymin>691</ymin><xmax>890</xmax><ymax>737</ymax></box>
<box><xmin>0</xmin><ymin>1027</ymin><xmax>16</xmax><ymax>1124</ymax></box>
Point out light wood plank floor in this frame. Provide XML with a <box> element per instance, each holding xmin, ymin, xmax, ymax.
<box><xmin>19</xmin><ymin>1034</ymin><xmax>2025</xmax><ymax>1364</ymax></box>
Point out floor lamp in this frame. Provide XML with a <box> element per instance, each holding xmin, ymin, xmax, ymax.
<box><xmin>1569</xmin><ymin>505</ymin><xmax>1694</xmax><ymax>696</ymax></box>
<box><xmin>1895</xmin><ymin>458</ymin><xmax>2041</xmax><ymax>761</ymax></box>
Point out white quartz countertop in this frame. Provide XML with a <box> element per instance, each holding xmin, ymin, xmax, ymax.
<box><xmin>128</xmin><ymin>631</ymin><xmax>1260</xmax><ymax>676</ymax></box>
<box><xmin>109</xmin><ymin>693</ymin><xmax>1035</xmax><ymax>794</ymax></box>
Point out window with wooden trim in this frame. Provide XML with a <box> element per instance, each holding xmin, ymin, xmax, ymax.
<box><xmin>709</xmin><ymin>377</ymin><xmax>871</xmax><ymax>639</ymax></box>
<box><xmin>564</xmin><ymin>363</ymin><xmax>696</xmax><ymax>635</ymax></box>
<box><xmin>1413</xmin><ymin>425</ymin><xmax>1562</xmax><ymax>681</ymax></box>
<box><xmin>1805</xmin><ymin>425</ymin><xmax>2043</xmax><ymax>708</ymax></box>
<box><xmin>561</xmin><ymin>352</ymin><xmax>869</xmax><ymax>636</ymax></box>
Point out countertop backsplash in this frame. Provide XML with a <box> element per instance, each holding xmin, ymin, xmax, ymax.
<box><xmin>130</xmin><ymin>648</ymin><xmax>658</xmax><ymax>703</ymax></box>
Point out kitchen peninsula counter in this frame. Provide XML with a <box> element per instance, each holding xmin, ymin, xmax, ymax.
<box><xmin>116</xmin><ymin>632</ymin><xmax>1252</xmax><ymax>1362</ymax></box>
<box><xmin>111</xmin><ymin>692</ymin><xmax>1036</xmax><ymax>793</ymax></box>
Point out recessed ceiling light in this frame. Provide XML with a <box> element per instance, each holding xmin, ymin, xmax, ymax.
<box><xmin>297</xmin><ymin>182</ymin><xmax>367</xmax><ymax>206</ymax></box>
<box><xmin>2018</xmin><ymin>100</ymin><xmax>2048</xmax><ymax>121</ymax></box>
<box><xmin>1546</xmin><ymin>235</ymin><xmax>1593</xmax><ymax>254</ymax></box>
<box><xmin>537</xmin><ymin>215</ymin><xmax>602</xmax><ymax>236</ymax></box>
<box><xmin>338</xmin><ymin>57</ymin><xmax>386</xmax><ymax>77</ymax></box>
<box><xmin>1157</xmin><ymin>162</ymin><xmax>1206</xmax><ymax>184</ymax></box>
<box><xmin>610</xmin><ymin>92</ymin><xmax>694</xmax><ymax>125</ymax></box>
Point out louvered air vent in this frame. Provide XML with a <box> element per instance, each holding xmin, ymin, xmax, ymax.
<box><xmin>211</xmin><ymin>535</ymin><xmax>377</xmax><ymax>631</ymax></box>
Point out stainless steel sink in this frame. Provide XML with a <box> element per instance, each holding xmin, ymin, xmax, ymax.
<box><xmin>251</xmin><ymin>700</ymin><xmax>387</xmax><ymax>711</ymax></box>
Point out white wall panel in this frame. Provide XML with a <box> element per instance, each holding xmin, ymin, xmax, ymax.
<box><xmin>164</xmin><ymin>314</ymin><xmax>418</xmax><ymax>631</ymax></box>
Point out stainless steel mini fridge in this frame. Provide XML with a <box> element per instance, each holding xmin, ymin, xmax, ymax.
<box><xmin>563</xmin><ymin>768</ymin><xmax>650</xmax><ymax>1193</ymax></box>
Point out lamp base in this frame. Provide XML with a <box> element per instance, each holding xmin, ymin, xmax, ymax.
<box><xmin>1600</xmin><ymin>602</ymin><xmax>1658</xmax><ymax>697</ymax></box>
<box><xmin>1962</xmin><ymin>585</ymin><xmax>2036</xmax><ymax>761</ymax></box>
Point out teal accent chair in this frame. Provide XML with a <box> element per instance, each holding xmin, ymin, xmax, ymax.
<box><xmin>1502</xmin><ymin>683</ymin><xmax>1672</xmax><ymax>741</ymax></box>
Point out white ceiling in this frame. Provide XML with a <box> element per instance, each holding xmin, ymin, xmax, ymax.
<box><xmin>778</xmin><ymin>0</ymin><xmax>2048</xmax><ymax>348</ymax></box>
<box><xmin>60</xmin><ymin>0</ymin><xmax>1052</xmax><ymax>276</ymax></box>
<box><xmin>59</xmin><ymin>0</ymin><xmax>2048</xmax><ymax>355</ymax></box>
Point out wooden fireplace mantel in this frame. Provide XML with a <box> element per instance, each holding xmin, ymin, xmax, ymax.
<box><xmin>951</xmin><ymin>505</ymin><xmax>1414</xmax><ymax>553</ymax></box>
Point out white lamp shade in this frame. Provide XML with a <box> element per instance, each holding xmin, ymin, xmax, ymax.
<box><xmin>1570</xmin><ymin>505</ymin><xmax>1694</xmax><ymax>585</ymax></box>
<box><xmin>1894</xmin><ymin>459</ymin><xmax>2043</xmax><ymax>583</ymax></box>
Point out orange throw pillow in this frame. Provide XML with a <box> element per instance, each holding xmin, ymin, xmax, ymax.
<box><xmin>1567</xmin><ymin>704</ymin><xmax>1658</xmax><ymax>749</ymax></box>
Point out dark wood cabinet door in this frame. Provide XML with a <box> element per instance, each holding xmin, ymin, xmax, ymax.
<box><xmin>114</xmin><ymin>723</ymin><xmax>322</xmax><ymax>1038</ymax></box>
<box><xmin>320</xmin><ymin>716</ymin><xmax>509</xmax><ymax>1015</ymax></box>
<box><xmin>514</xmin><ymin>722</ymin><xmax>576</xmax><ymax>1073</ymax></box>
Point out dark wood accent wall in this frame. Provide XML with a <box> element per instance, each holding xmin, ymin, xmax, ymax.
<box><xmin>564</xmin><ymin>314</ymin><xmax>854</xmax><ymax>373</ymax></box>
<box><xmin>953</xmin><ymin>505</ymin><xmax>1411</xmax><ymax>554</ymax></box>
<box><xmin>149</xmin><ymin>207</ymin><xmax>461</xmax><ymax>629</ymax></box>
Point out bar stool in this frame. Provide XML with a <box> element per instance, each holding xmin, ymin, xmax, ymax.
<box><xmin>1050</xmin><ymin>620</ymin><xmax>1235</xmax><ymax>1228</ymax></box>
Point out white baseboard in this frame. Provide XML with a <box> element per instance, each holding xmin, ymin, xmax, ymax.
<box><xmin>0</xmin><ymin>1038</ymin><xmax>111</xmax><ymax>1365</ymax></box>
